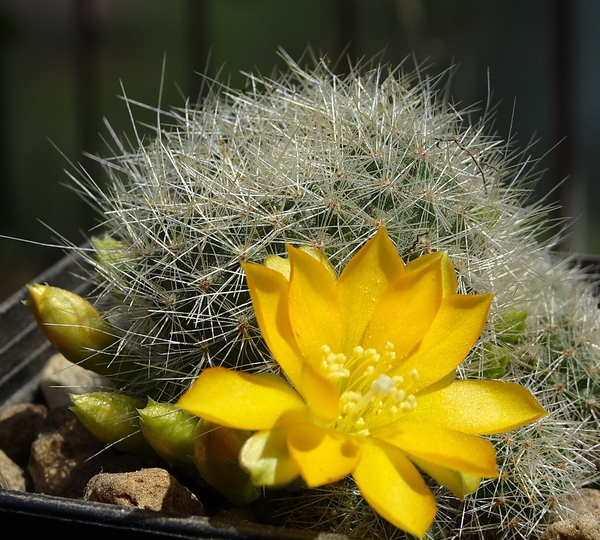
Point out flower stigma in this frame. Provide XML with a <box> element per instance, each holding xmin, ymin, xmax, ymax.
<box><xmin>320</xmin><ymin>342</ymin><xmax>419</xmax><ymax>437</ymax></box>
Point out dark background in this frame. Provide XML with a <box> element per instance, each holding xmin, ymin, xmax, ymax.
<box><xmin>1</xmin><ymin>0</ymin><xmax>598</xmax><ymax>301</ymax></box>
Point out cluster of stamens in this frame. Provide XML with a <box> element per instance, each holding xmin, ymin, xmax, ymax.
<box><xmin>320</xmin><ymin>342</ymin><xmax>419</xmax><ymax>436</ymax></box>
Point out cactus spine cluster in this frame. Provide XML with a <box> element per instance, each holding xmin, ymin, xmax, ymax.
<box><xmin>44</xmin><ymin>53</ymin><xmax>600</xmax><ymax>539</ymax></box>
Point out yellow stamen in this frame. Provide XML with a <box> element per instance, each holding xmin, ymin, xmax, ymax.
<box><xmin>322</xmin><ymin>342</ymin><xmax>420</xmax><ymax>435</ymax></box>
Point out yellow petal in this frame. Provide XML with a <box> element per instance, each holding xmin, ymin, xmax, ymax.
<box><xmin>287</xmin><ymin>425</ymin><xmax>361</xmax><ymax>487</ymax></box>
<box><xmin>407</xmin><ymin>455</ymin><xmax>482</xmax><ymax>499</ymax></box>
<box><xmin>300</xmin><ymin>363</ymin><xmax>339</xmax><ymax>423</ymax></box>
<box><xmin>371</xmin><ymin>422</ymin><xmax>498</xmax><ymax>478</ymax></box>
<box><xmin>393</xmin><ymin>293</ymin><xmax>493</xmax><ymax>390</ymax></box>
<box><xmin>265</xmin><ymin>245</ymin><xmax>337</xmax><ymax>280</ymax></box>
<box><xmin>362</xmin><ymin>255</ymin><xmax>443</xmax><ymax>357</ymax></box>
<box><xmin>353</xmin><ymin>437</ymin><xmax>437</xmax><ymax>538</ymax></box>
<box><xmin>299</xmin><ymin>245</ymin><xmax>337</xmax><ymax>280</ymax></box>
<box><xmin>409</xmin><ymin>380</ymin><xmax>547</xmax><ymax>435</ymax></box>
<box><xmin>240</xmin><ymin>428</ymin><xmax>300</xmax><ymax>487</ymax></box>
<box><xmin>263</xmin><ymin>254</ymin><xmax>291</xmax><ymax>279</ymax></box>
<box><xmin>177</xmin><ymin>367</ymin><xmax>311</xmax><ymax>430</ymax></box>
<box><xmin>406</xmin><ymin>251</ymin><xmax>457</xmax><ymax>296</ymax></box>
<box><xmin>336</xmin><ymin>227</ymin><xmax>405</xmax><ymax>351</ymax></box>
<box><xmin>243</xmin><ymin>262</ymin><xmax>304</xmax><ymax>388</ymax></box>
<box><xmin>287</xmin><ymin>245</ymin><xmax>342</xmax><ymax>364</ymax></box>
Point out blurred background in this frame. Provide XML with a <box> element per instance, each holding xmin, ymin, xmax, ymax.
<box><xmin>0</xmin><ymin>0</ymin><xmax>598</xmax><ymax>301</ymax></box>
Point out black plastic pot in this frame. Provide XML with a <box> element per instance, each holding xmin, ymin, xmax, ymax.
<box><xmin>0</xmin><ymin>253</ymin><xmax>340</xmax><ymax>540</ymax></box>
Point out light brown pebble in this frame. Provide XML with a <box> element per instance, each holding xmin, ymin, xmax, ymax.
<box><xmin>40</xmin><ymin>353</ymin><xmax>113</xmax><ymax>409</ymax></box>
<box><xmin>567</xmin><ymin>488</ymin><xmax>600</xmax><ymax>514</ymax></box>
<box><xmin>541</xmin><ymin>510</ymin><xmax>600</xmax><ymax>540</ymax></box>
<box><xmin>0</xmin><ymin>402</ymin><xmax>48</xmax><ymax>466</ymax></box>
<box><xmin>28</xmin><ymin>406</ymin><xmax>112</xmax><ymax>497</ymax></box>
<box><xmin>0</xmin><ymin>448</ymin><xmax>28</xmax><ymax>491</ymax></box>
<box><xmin>83</xmin><ymin>468</ymin><xmax>205</xmax><ymax>516</ymax></box>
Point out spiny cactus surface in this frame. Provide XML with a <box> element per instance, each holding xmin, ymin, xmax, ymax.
<box><xmin>63</xmin><ymin>53</ymin><xmax>599</xmax><ymax>539</ymax></box>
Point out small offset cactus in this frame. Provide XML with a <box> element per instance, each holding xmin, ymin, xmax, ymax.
<box><xmin>30</xmin><ymin>53</ymin><xmax>600</xmax><ymax>539</ymax></box>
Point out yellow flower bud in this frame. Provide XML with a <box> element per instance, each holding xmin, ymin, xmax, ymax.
<box><xmin>138</xmin><ymin>399</ymin><xmax>198</xmax><ymax>467</ymax></box>
<box><xmin>70</xmin><ymin>392</ymin><xmax>155</xmax><ymax>456</ymax></box>
<box><xmin>26</xmin><ymin>284</ymin><xmax>117</xmax><ymax>376</ymax></box>
<box><xmin>91</xmin><ymin>235</ymin><xmax>131</xmax><ymax>270</ymax></box>
<box><xmin>193</xmin><ymin>418</ymin><xmax>261</xmax><ymax>505</ymax></box>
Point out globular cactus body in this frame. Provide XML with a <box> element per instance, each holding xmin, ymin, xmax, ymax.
<box><xmin>54</xmin><ymin>54</ymin><xmax>600</xmax><ymax>539</ymax></box>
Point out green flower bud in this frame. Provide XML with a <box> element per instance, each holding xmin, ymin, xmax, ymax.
<box><xmin>482</xmin><ymin>343</ymin><xmax>511</xmax><ymax>379</ymax></box>
<box><xmin>138</xmin><ymin>399</ymin><xmax>198</xmax><ymax>467</ymax></box>
<box><xmin>193</xmin><ymin>419</ymin><xmax>261</xmax><ymax>505</ymax></box>
<box><xmin>70</xmin><ymin>392</ymin><xmax>154</xmax><ymax>456</ymax></box>
<box><xmin>496</xmin><ymin>310</ymin><xmax>528</xmax><ymax>344</ymax></box>
<box><xmin>91</xmin><ymin>235</ymin><xmax>131</xmax><ymax>270</ymax></box>
<box><xmin>26</xmin><ymin>284</ymin><xmax>118</xmax><ymax>376</ymax></box>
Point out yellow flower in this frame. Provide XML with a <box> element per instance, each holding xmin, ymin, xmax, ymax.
<box><xmin>177</xmin><ymin>227</ymin><xmax>546</xmax><ymax>537</ymax></box>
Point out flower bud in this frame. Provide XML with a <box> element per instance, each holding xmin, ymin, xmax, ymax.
<box><xmin>70</xmin><ymin>392</ymin><xmax>155</xmax><ymax>456</ymax></box>
<box><xmin>193</xmin><ymin>418</ymin><xmax>261</xmax><ymax>505</ymax></box>
<box><xmin>496</xmin><ymin>310</ymin><xmax>528</xmax><ymax>344</ymax></box>
<box><xmin>26</xmin><ymin>284</ymin><xmax>118</xmax><ymax>376</ymax></box>
<box><xmin>138</xmin><ymin>398</ymin><xmax>198</xmax><ymax>467</ymax></box>
<box><xmin>91</xmin><ymin>235</ymin><xmax>131</xmax><ymax>270</ymax></box>
<box><xmin>482</xmin><ymin>343</ymin><xmax>511</xmax><ymax>379</ymax></box>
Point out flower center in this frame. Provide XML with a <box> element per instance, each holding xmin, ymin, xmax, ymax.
<box><xmin>320</xmin><ymin>343</ymin><xmax>419</xmax><ymax>436</ymax></box>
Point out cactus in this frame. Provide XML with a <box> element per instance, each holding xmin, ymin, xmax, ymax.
<box><xmin>31</xmin><ymin>52</ymin><xmax>600</xmax><ymax>538</ymax></box>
